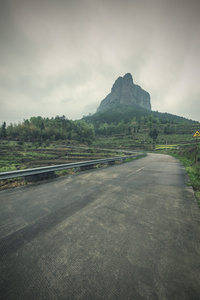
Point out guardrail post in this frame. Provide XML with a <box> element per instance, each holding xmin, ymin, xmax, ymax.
<box><xmin>73</xmin><ymin>167</ymin><xmax>81</xmax><ymax>173</ymax></box>
<box><xmin>80</xmin><ymin>165</ymin><xmax>95</xmax><ymax>171</ymax></box>
<box><xmin>107</xmin><ymin>160</ymin><xmax>115</xmax><ymax>165</ymax></box>
<box><xmin>25</xmin><ymin>171</ymin><xmax>56</xmax><ymax>182</ymax></box>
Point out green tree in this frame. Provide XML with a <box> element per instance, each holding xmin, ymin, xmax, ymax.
<box><xmin>155</xmin><ymin>118</ymin><xmax>161</xmax><ymax>126</ymax></box>
<box><xmin>164</xmin><ymin>123</ymin><xmax>174</xmax><ymax>134</ymax></box>
<box><xmin>147</xmin><ymin>121</ymin><xmax>152</xmax><ymax>130</ymax></box>
<box><xmin>1</xmin><ymin>122</ymin><xmax>7</xmax><ymax>138</ymax></box>
<box><xmin>149</xmin><ymin>128</ymin><xmax>158</xmax><ymax>142</ymax></box>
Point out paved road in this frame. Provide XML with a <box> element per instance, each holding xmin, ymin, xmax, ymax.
<box><xmin>0</xmin><ymin>153</ymin><xmax>200</xmax><ymax>299</ymax></box>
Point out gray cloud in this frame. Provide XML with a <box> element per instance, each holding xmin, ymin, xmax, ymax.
<box><xmin>0</xmin><ymin>0</ymin><xmax>200</xmax><ymax>124</ymax></box>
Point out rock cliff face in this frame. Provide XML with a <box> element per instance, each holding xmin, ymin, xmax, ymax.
<box><xmin>97</xmin><ymin>73</ymin><xmax>151</xmax><ymax>112</ymax></box>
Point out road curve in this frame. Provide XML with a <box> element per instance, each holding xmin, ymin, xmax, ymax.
<box><xmin>0</xmin><ymin>153</ymin><xmax>200</xmax><ymax>299</ymax></box>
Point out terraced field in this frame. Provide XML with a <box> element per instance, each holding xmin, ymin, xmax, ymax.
<box><xmin>0</xmin><ymin>141</ymin><xmax>126</xmax><ymax>190</ymax></box>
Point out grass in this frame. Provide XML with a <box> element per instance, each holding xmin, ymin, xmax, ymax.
<box><xmin>183</xmin><ymin>163</ymin><xmax>200</xmax><ymax>206</ymax></box>
<box><xmin>123</xmin><ymin>154</ymin><xmax>147</xmax><ymax>163</ymax></box>
<box><xmin>0</xmin><ymin>165</ymin><xmax>17</xmax><ymax>172</ymax></box>
<box><xmin>0</xmin><ymin>141</ymin><xmax>128</xmax><ymax>172</ymax></box>
<box><xmin>0</xmin><ymin>140</ymin><xmax>142</xmax><ymax>190</ymax></box>
<box><xmin>0</xmin><ymin>149</ymin><xmax>56</xmax><ymax>172</ymax></box>
<box><xmin>92</xmin><ymin>131</ymin><xmax>197</xmax><ymax>152</ymax></box>
<box><xmin>155</xmin><ymin>145</ymin><xmax>178</xmax><ymax>150</ymax></box>
<box><xmin>55</xmin><ymin>169</ymin><xmax>73</xmax><ymax>176</ymax></box>
<box><xmin>166</xmin><ymin>146</ymin><xmax>200</xmax><ymax>206</ymax></box>
<box><xmin>1</xmin><ymin>137</ymin><xmax>199</xmax><ymax>200</ymax></box>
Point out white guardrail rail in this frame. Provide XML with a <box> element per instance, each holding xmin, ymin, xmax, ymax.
<box><xmin>0</xmin><ymin>154</ymin><xmax>145</xmax><ymax>181</ymax></box>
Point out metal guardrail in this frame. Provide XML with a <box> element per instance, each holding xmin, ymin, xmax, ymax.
<box><xmin>0</xmin><ymin>154</ymin><xmax>145</xmax><ymax>181</ymax></box>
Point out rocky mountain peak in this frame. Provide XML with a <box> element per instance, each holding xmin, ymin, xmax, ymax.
<box><xmin>97</xmin><ymin>73</ymin><xmax>151</xmax><ymax>112</ymax></box>
<box><xmin>123</xmin><ymin>72</ymin><xmax>134</xmax><ymax>84</ymax></box>
<box><xmin>111</xmin><ymin>73</ymin><xmax>133</xmax><ymax>94</ymax></box>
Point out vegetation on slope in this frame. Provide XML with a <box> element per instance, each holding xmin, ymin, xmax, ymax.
<box><xmin>0</xmin><ymin>116</ymin><xmax>95</xmax><ymax>144</ymax></box>
<box><xmin>0</xmin><ymin>105</ymin><xmax>197</xmax><ymax>146</ymax></box>
<box><xmin>0</xmin><ymin>105</ymin><xmax>199</xmax><ymax>199</ymax></box>
<box><xmin>0</xmin><ymin>141</ymin><xmax>126</xmax><ymax>190</ymax></box>
<box><xmin>162</xmin><ymin>145</ymin><xmax>200</xmax><ymax>206</ymax></box>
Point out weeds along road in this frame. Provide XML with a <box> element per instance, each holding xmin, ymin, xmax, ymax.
<box><xmin>0</xmin><ymin>153</ymin><xmax>200</xmax><ymax>299</ymax></box>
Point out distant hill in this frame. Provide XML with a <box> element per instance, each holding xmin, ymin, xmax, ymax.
<box><xmin>83</xmin><ymin>104</ymin><xmax>198</xmax><ymax>145</ymax></box>
<box><xmin>97</xmin><ymin>73</ymin><xmax>151</xmax><ymax>112</ymax></box>
<box><xmin>85</xmin><ymin>72</ymin><xmax>197</xmax><ymax>139</ymax></box>
<box><xmin>84</xmin><ymin>104</ymin><xmax>196</xmax><ymax>126</ymax></box>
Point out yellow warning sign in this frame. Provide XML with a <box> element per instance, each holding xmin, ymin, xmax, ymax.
<box><xmin>193</xmin><ymin>130</ymin><xmax>200</xmax><ymax>137</ymax></box>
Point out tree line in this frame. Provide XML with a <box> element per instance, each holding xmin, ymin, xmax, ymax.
<box><xmin>0</xmin><ymin>105</ymin><xmax>197</xmax><ymax>144</ymax></box>
<box><xmin>83</xmin><ymin>105</ymin><xmax>196</xmax><ymax>138</ymax></box>
<box><xmin>83</xmin><ymin>104</ymin><xmax>195</xmax><ymax>126</ymax></box>
<box><xmin>0</xmin><ymin>116</ymin><xmax>95</xmax><ymax>144</ymax></box>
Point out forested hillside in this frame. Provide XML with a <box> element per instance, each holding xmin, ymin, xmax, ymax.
<box><xmin>0</xmin><ymin>105</ymin><xmax>198</xmax><ymax>148</ymax></box>
<box><xmin>83</xmin><ymin>105</ymin><xmax>197</xmax><ymax>137</ymax></box>
<box><xmin>1</xmin><ymin>105</ymin><xmax>199</xmax><ymax>196</ymax></box>
<box><xmin>0</xmin><ymin>116</ymin><xmax>95</xmax><ymax>144</ymax></box>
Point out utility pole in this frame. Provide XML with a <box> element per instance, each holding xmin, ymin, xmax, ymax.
<box><xmin>195</xmin><ymin>138</ymin><xmax>197</xmax><ymax>163</ymax></box>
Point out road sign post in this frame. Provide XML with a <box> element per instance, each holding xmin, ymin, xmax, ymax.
<box><xmin>193</xmin><ymin>131</ymin><xmax>200</xmax><ymax>163</ymax></box>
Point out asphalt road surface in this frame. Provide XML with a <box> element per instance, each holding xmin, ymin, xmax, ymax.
<box><xmin>0</xmin><ymin>153</ymin><xmax>200</xmax><ymax>299</ymax></box>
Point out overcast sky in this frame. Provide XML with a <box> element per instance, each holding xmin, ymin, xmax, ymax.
<box><xmin>0</xmin><ymin>0</ymin><xmax>200</xmax><ymax>125</ymax></box>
